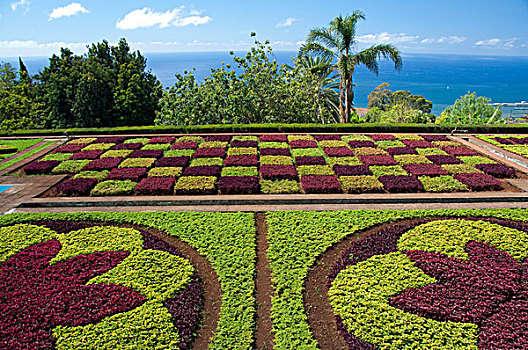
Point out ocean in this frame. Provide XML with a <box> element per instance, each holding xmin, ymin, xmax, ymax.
<box><xmin>3</xmin><ymin>52</ymin><xmax>528</xmax><ymax>116</ymax></box>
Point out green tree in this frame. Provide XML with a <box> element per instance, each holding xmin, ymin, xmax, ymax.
<box><xmin>367</xmin><ymin>82</ymin><xmax>392</xmax><ymax>110</ymax></box>
<box><xmin>390</xmin><ymin>90</ymin><xmax>432</xmax><ymax>114</ymax></box>
<box><xmin>299</xmin><ymin>10</ymin><xmax>402</xmax><ymax>123</ymax></box>
<box><xmin>437</xmin><ymin>91</ymin><xmax>503</xmax><ymax>124</ymax></box>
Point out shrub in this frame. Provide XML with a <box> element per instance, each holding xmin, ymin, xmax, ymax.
<box><xmin>67</xmin><ymin>137</ymin><xmax>96</xmax><ymax>145</ymax></box>
<box><xmin>418</xmin><ymin>175</ymin><xmax>469</xmax><ymax>192</ymax></box>
<box><xmin>360</xmin><ymin>155</ymin><xmax>398</xmax><ymax>166</ymax></box>
<box><xmin>333</xmin><ymin>165</ymin><xmax>372</xmax><ymax>176</ymax></box>
<box><xmin>142</xmin><ymin>143</ymin><xmax>171</xmax><ymax>151</ymax></box>
<box><xmin>441</xmin><ymin>164</ymin><xmax>483</xmax><ymax>175</ymax></box>
<box><xmin>370</xmin><ymin>134</ymin><xmax>396</xmax><ymax>141</ymax></box>
<box><xmin>226</xmin><ymin>147</ymin><xmax>257</xmax><ymax>156</ymax></box>
<box><xmin>394</xmin><ymin>154</ymin><xmax>431</xmax><ymax>165</ymax></box>
<box><xmin>135</xmin><ymin>177</ymin><xmax>175</xmax><ymax>195</ymax></box>
<box><xmin>106</xmin><ymin>167</ymin><xmax>147</xmax><ymax>181</ymax></box>
<box><xmin>402</xmin><ymin>140</ymin><xmax>433</xmax><ymax>148</ymax></box>
<box><xmin>339</xmin><ymin>175</ymin><xmax>384</xmax><ymax>193</ymax></box>
<box><xmin>353</xmin><ymin>147</ymin><xmax>387</xmax><ymax>156</ymax></box>
<box><xmin>111</xmin><ymin>142</ymin><xmax>143</xmax><ymax>150</ymax></box>
<box><xmin>426</xmin><ymin>155</ymin><xmax>463</xmax><ymax>165</ymax></box>
<box><xmin>73</xmin><ymin>170</ymin><xmax>109</xmax><ymax>180</ymax></box>
<box><xmin>190</xmin><ymin>157</ymin><xmax>224</xmax><ymax>167</ymax></box>
<box><xmin>155</xmin><ymin>157</ymin><xmax>189</xmax><ymax>167</ymax></box>
<box><xmin>221</xmin><ymin>166</ymin><xmax>258</xmax><ymax>177</ymax></box>
<box><xmin>200</xmin><ymin>141</ymin><xmax>229</xmax><ymax>148</ymax></box>
<box><xmin>42</xmin><ymin>153</ymin><xmax>73</xmax><ymax>161</ymax></box>
<box><xmin>52</xmin><ymin>160</ymin><xmax>91</xmax><ymax>174</ymax></box>
<box><xmin>369</xmin><ymin>165</ymin><xmax>408</xmax><ymax>177</ymax></box>
<box><xmin>24</xmin><ymin>160</ymin><xmax>61</xmax><ymax>175</ymax></box>
<box><xmin>260</xmin><ymin>165</ymin><xmax>298</xmax><ymax>180</ymax></box>
<box><xmin>300</xmin><ymin>175</ymin><xmax>341</xmax><ymax>193</ymax></box>
<box><xmin>259</xmin><ymin>134</ymin><xmax>288</xmax><ymax>142</ymax></box>
<box><xmin>260</xmin><ymin>148</ymin><xmax>291</xmax><ymax>156</ymax></box>
<box><xmin>91</xmin><ymin>180</ymin><xmax>137</xmax><ymax>196</ymax></box>
<box><xmin>174</xmin><ymin>176</ymin><xmax>217</xmax><ymax>194</ymax></box>
<box><xmin>100</xmin><ymin>150</ymin><xmax>132</xmax><ymax>159</ymax></box>
<box><xmin>259</xmin><ymin>142</ymin><xmax>289</xmax><ymax>149</ymax></box>
<box><xmin>54</xmin><ymin>144</ymin><xmax>84</xmax><ymax>153</ymax></box>
<box><xmin>386</xmin><ymin>147</ymin><xmax>418</xmax><ymax>156</ymax></box>
<box><xmin>327</xmin><ymin>157</ymin><xmax>361</xmax><ymax>165</ymax></box>
<box><xmin>230</xmin><ymin>140</ymin><xmax>258</xmax><ymax>148</ymax></box>
<box><xmin>164</xmin><ymin>149</ymin><xmax>194</xmax><ymax>157</ymax></box>
<box><xmin>378</xmin><ymin>175</ymin><xmax>424</xmax><ymax>192</ymax></box>
<box><xmin>148</xmin><ymin>136</ymin><xmax>175</xmax><ymax>144</ymax></box>
<box><xmin>375</xmin><ymin>140</ymin><xmax>406</xmax><ymax>149</ymax></box>
<box><xmin>68</xmin><ymin>150</ymin><xmax>104</xmax><ymax>160</ymax></box>
<box><xmin>295</xmin><ymin>156</ymin><xmax>327</xmax><ymax>166</ymax></box>
<box><xmin>129</xmin><ymin>149</ymin><xmax>164</xmax><ymax>158</ymax></box>
<box><xmin>454</xmin><ymin>173</ymin><xmax>503</xmax><ymax>191</ymax></box>
<box><xmin>232</xmin><ymin>135</ymin><xmax>258</xmax><ymax>142</ymax></box>
<box><xmin>218</xmin><ymin>176</ymin><xmax>259</xmax><ymax>194</ymax></box>
<box><xmin>124</xmin><ymin>138</ymin><xmax>150</xmax><ymax>144</ymax></box>
<box><xmin>83</xmin><ymin>158</ymin><xmax>122</xmax><ymax>171</ymax></box>
<box><xmin>224</xmin><ymin>155</ymin><xmax>258</xmax><ymax>167</ymax></box>
<box><xmin>323</xmin><ymin>147</ymin><xmax>355</xmax><ymax>157</ymax></box>
<box><xmin>260</xmin><ymin>180</ymin><xmax>300</xmax><ymax>194</ymax></box>
<box><xmin>416</xmin><ymin>148</ymin><xmax>448</xmax><ymax>156</ymax></box>
<box><xmin>313</xmin><ymin>134</ymin><xmax>341</xmax><ymax>141</ymax></box>
<box><xmin>56</xmin><ymin>178</ymin><xmax>98</xmax><ymax>196</ymax></box>
<box><xmin>443</xmin><ymin>146</ymin><xmax>479</xmax><ymax>156</ymax></box>
<box><xmin>403</xmin><ymin>163</ymin><xmax>448</xmax><ymax>176</ymax></box>
<box><xmin>291</xmin><ymin>148</ymin><xmax>324</xmax><ymax>158</ymax></box>
<box><xmin>421</xmin><ymin>134</ymin><xmax>449</xmax><ymax>142</ymax></box>
<box><xmin>348</xmin><ymin>140</ymin><xmax>376</xmax><ymax>148</ymax></box>
<box><xmin>170</xmin><ymin>142</ymin><xmax>199</xmax><ymax>150</ymax></box>
<box><xmin>260</xmin><ymin>155</ymin><xmax>293</xmax><ymax>165</ymax></box>
<box><xmin>205</xmin><ymin>135</ymin><xmax>231</xmax><ymax>142</ymax></box>
<box><xmin>318</xmin><ymin>140</ymin><xmax>346</xmax><ymax>148</ymax></box>
<box><xmin>81</xmin><ymin>143</ymin><xmax>115</xmax><ymax>151</ymax></box>
<box><xmin>119</xmin><ymin>158</ymin><xmax>156</xmax><ymax>169</ymax></box>
<box><xmin>93</xmin><ymin>137</ymin><xmax>127</xmax><ymax>144</ymax></box>
<box><xmin>175</xmin><ymin>136</ymin><xmax>204</xmax><ymax>143</ymax></box>
<box><xmin>193</xmin><ymin>148</ymin><xmax>226</xmax><ymax>158</ymax></box>
<box><xmin>475</xmin><ymin>164</ymin><xmax>515</xmax><ymax>178</ymax></box>
<box><xmin>288</xmin><ymin>134</ymin><xmax>314</xmax><ymax>141</ymax></box>
<box><xmin>289</xmin><ymin>140</ymin><xmax>318</xmax><ymax>149</ymax></box>
<box><xmin>297</xmin><ymin>165</ymin><xmax>334</xmax><ymax>176</ymax></box>
<box><xmin>148</xmin><ymin>167</ymin><xmax>183</xmax><ymax>177</ymax></box>
<box><xmin>458</xmin><ymin>156</ymin><xmax>496</xmax><ymax>166</ymax></box>
<box><xmin>183</xmin><ymin>165</ymin><xmax>221</xmax><ymax>176</ymax></box>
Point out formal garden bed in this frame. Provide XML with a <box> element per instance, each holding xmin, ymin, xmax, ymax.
<box><xmin>14</xmin><ymin>134</ymin><xmax>525</xmax><ymax>197</ymax></box>
<box><xmin>0</xmin><ymin>138</ymin><xmax>54</xmax><ymax>172</ymax></box>
<box><xmin>477</xmin><ymin>135</ymin><xmax>528</xmax><ymax>160</ymax></box>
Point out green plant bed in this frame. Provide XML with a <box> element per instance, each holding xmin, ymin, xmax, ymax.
<box><xmin>73</xmin><ymin>170</ymin><xmax>110</xmax><ymax>180</ymax></box>
<box><xmin>260</xmin><ymin>179</ymin><xmax>300</xmax><ymax>194</ymax></box>
<box><xmin>42</xmin><ymin>153</ymin><xmax>74</xmax><ymax>161</ymax></box>
<box><xmin>91</xmin><ymin>180</ymin><xmax>137</xmax><ymax>196</ymax></box>
<box><xmin>221</xmin><ymin>166</ymin><xmax>258</xmax><ymax>177</ymax></box>
<box><xmin>148</xmin><ymin>167</ymin><xmax>183</xmax><ymax>177</ymax></box>
<box><xmin>52</xmin><ymin>160</ymin><xmax>91</xmax><ymax>174</ymax></box>
<box><xmin>339</xmin><ymin>175</ymin><xmax>384</xmax><ymax>193</ymax></box>
<box><xmin>418</xmin><ymin>175</ymin><xmax>469</xmax><ymax>192</ymax></box>
<box><xmin>190</xmin><ymin>157</ymin><xmax>224</xmax><ymax>167</ymax></box>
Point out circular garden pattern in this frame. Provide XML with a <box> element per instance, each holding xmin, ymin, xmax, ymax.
<box><xmin>0</xmin><ymin>221</ymin><xmax>203</xmax><ymax>350</ymax></box>
<box><xmin>328</xmin><ymin>218</ymin><xmax>528</xmax><ymax>350</ymax></box>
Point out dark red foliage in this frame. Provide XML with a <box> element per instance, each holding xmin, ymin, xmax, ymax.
<box><xmin>421</xmin><ymin>134</ymin><xmax>449</xmax><ymax>141</ymax></box>
<box><xmin>110</xmin><ymin>143</ymin><xmax>143</xmax><ymax>150</ymax></box>
<box><xmin>0</xmin><ymin>239</ymin><xmax>145</xmax><ymax>350</ymax></box>
<box><xmin>378</xmin><ymin>175</ymin><xmax>424</xmax><ymax>192</ymax></box>
<box><xmin>259</xmin><ymin>148</ymin><xmax>291</xmax><ymax>156</ymax></box>
<box><xmin>348</xmin><ymin>140</ymin><xmax>376</xmax><ymax>148</ymax></box>
<box><xmin>403</xmin><ymin>163</ymin><xmax>448</xmax><ymax>176</ymax></box>
<box><xmin>300</xmin><ymin>175</ymin><xmax>342</xmax><ymax>193</ymax></box>
<box><xmin>323</xmin><ymin>147</ymin><xmax>355</xmax><ymax>157</ymax></box>
<box><xmin>359</xmin><ymin>155</ymin><xmax>398</xmax><ymax>166</ymax></box>
<box><xmin>510</xmin><ymin>137</ymin><xmax>528</xmax><ymax>145</ymax></box>
<box><xmin>192</xmin><ymin>148</ymin><xmax>226</xmax><ymax>158</ymax></box>
<box><xmin>56</xmin><ymin>178</ymin><xmax>98</xmax><ymax>196</ymax></box>
<box><xmin>386</xmin><ymin>147</ymin><xmax>418</xmax><ymax>156</ymax></box>
<box><xmin>455</xmin><ymin>173</ymin><xmax>503</xmax><ymax>191</ymax></box>
<box><xmin>259</xmin><ymin>134</ymin><xmax>288</xmax><ymax>142</ymax></box>
<box><xmin>24</xmin><ymin>161</ymin><xmax>60</xmax><ymax>175</ymax></box>
<box><xmin>148</xmin><ymin>137</ymin><xmax>175</xmax><ymax>144</ymax></box>
<box><xmin>205</xmin><ymin>135</ymin><xmax>231</xmax><ymax>142</ymax></box>
<box><xmin>333</xmin><ymin>165</ymin><xmax>372</xmax><ymax>176</ymax></box>
<box><xmin>335</xmin><ymin>315</ymin><xmax>377</xmax><ymax>350</ymax></box>
<box><xmin>156</xmin><ymin>157</ymin><xmax>189</xmax><ymax>167</ymax></box>
<box><xmin>475</xmin><ymin>164</ymin><xmax>516</xmax><ymax>178</ymax></box>
<box><xmin>68</xmin><ymin>150</ymin><xmax>104</xmax><ymax>160</ymax></box>
<box><xmin>183</xmin><ymin>165</ymin><xmax>221</xmax><ymax>176</ymax></box>
<box><xmin>83</xmin><ymin>158</ymin><xmax>122</xmax><ymax>171</ymax></box>
<box><xmin>224</xmin><ymin>155</ymin><xmax>258</xmax><ymax>166</ymax></box>
<box><xmin>170</xmin><ymin>142</ymin><xmax>199</xmax><ymax>150</ymax></box>
<box><xmin>426</xmin><ymin>155</ymin><xmax>463</xmax><ymax>165</ymax></box>
<box><xmin>313</xmin><ymin>134</ymin><xmax>342</xmax><ymax>141</ymax></box>
<box><xmin>289</xmin><ymin>140</ymin><xmax>318</xmax><ymax>148</ymax></box>
<box><xmin>54</xmin><ymin>144</ymin><xmax>84</xmax><ymax>153</ymax></box>
<box><xmin>129</xmin><ymin>149</ymin><xmax>164</xmax><ymax>158</ymax></box>
<box><xmin>106</xmin><ymin>167</ymin><xmax>147</xmax><ymax>181</ymax></box>
<box><xmin>402</xmin><ymin>140</ymin><xmax>434</xmax><ymax>148</ymax></box>
<box><xmin>369</xmin><ymin>134</ymin><xmax>396</xmax><ymax>141</ymax></box>
<box><xmin>218</xmin><ymin>176</ymin><xmax>259</xmax><ymax>194</ymax></box>
<box><xmin>230</xmin><ymin>140</ymin><xmax>258</xmax><ymax>148</ymax></box>
<box><xmin>442</xmin><ymin>146</ymin><xmax>479</xmax><ymax>156</ymax></box>
<box><xmin>92</xmin><ymin>137</ymin><xmax>126</xmax><ymax>144</ymax></box>
<box><xmin>295</xmin><ymin>156</ymin><xmax>327</xmax><ymax>165</ymax></box>
<box><xmin>260</xmin><ymin>165</ymin><xmax>298</xmax><ymax>180</ymax></box>
<box><xmin>135</xmin><ymin>177</ymin><xmax>175</xmax><ymax>195</ymax></box>
<box><xmin>493</xmin><ymin>138</ymin><xmax>515</xmax><ymax>145</ymax></box>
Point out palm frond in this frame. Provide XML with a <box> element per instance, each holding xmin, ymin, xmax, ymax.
<box><xmin>306</xmin><ymin>28</ymin><xmax>340</xmax><ymax>51</ymax></box>
<box><xmin>355</xmin><ymin>44</ymin><xmax>402</xmax><ymax>75</ymax></box>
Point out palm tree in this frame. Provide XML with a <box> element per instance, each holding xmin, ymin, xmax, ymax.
<box><xmin>299</xmin><ymin>10</ymin><xmax>403</xmax><ymax>123</ymax></box>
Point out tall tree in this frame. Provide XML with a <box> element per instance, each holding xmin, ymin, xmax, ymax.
<box><xmin>299</xmin><ymin>11</ymin><xmax>403</xmax><ymax>123</ymax></box>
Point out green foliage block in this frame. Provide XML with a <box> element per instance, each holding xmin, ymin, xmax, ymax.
<box><xmin>394</xmin><ymin>154</ymin><xmax>431</xmax><ymax>165</ymax></box>
<box><xmin>124</xmin><ymin>138</ymin><xmax>150</xmax><ymax>145</ymax></box>
<box><xmin>119</xmin><ymin>158</ymin><xmax>156</xmax><ymax>168</ymax></box>
<box><xmin>91</xmin><ymin>180</ymin><xmax>137</xmax><ymax>196</ymax></box>
<box><xmin>259</xmin><ymin>142</ymin><xmax>289</xmax><ymax>149</ymax></box>
<box><xmin>199</xmin><ymin>141</ymin><xmax>228</xmax><ymax>148</ymax></box>
<box><xmin>221</xmin><ymin>166</ymin><xmax>258</xmax><ymax>176</ymax></box>
<box><xmin>174</xmin><ymin>176</ymin><xmax>217</xmax><ymax>194</ymax></box>
<box><xmin>340</xmin><ymin>175</ymin><xmax>384</xmax><ymax>193</ymax></box>
<box><xmin>375</xmin><ymin>140</ymin><xmax>406</xmax><ymax>149</ymax></box>
<box><xmin>416</xmin><ymin>148</ymin><xmax>448</xmax><ymax>156</ymax></box>
<box><xmin>441</xmin><ymin>164</ymin><xmax>482</xmax><ymax>175</ymax></box>
<box><xmin>297</xmin><ymin>165</ymin><xmax>334</xmax><ymax>176</ymax></box>
<box><xmin>142</xmin><ymin>143</ymin><xmax>171</xmax><ymax>151</ymax></box>
<box><xmin>260</xmin><ymin>155</ymin><xmax>293</xmax><ymax>165</ymax></box>
<box><xmin>369</xmin><ymin>165</ymin><xmax>407</xmax><ymax>177</ymax></box>
<box><xmin>67</xmin><ymin>138</ymin><xmax>96</xmax><ymax>145</ymax></box>
<box><xmin>227</xmin><ymin>147</ymin><xmax>257</xmax><ymax>156</ymax></box>
<box><xmin>148</xmin><ymin>167</ymin><xmax>182</xmax><ymax>177</ymax></box>
<box><xmin>317</xmin><ymin>140</ymin><xmax>346</xmax><ymax>148</ymax></box>
<box><xmin>42</xmin><ymin>152</ymin><xmax>73</xmax><ymax>161</ymax></box>
<box><xmin>458</xmin><ymin>156</ymin><xmax>496</xmax><ymax>166</ymax></box>
<box><xmin>291</xmin><ymin>148</ymin><xmax>324</xmax><ymax>158</ymax></box>
<box><xmin>419</xmin><ymin>175</ymin><xmax>468</xmax><ymax>192</ymax></box>
<box><xmin>73</xmin><ymin>170</ymin><xmax>110</xmax><ymax>180</ymax></box>
<box><xmin>52</xmin><ymin>160</ymin><xmax>91</xmax><ymax>174</ymax></box>
<box><xmin>288</xmin><ymin>134</ymin><xmax>314</xmax><ymax>141</ymax></box>
<box><xmin>164</xmin><ymin>149</ymin><xmax>194</xmax><ymax>157</ymax></box>
<box><xmin>100</xmin><ymin>150</ymin><xmax>132</xmax><ymax>158</ymax></box>
<box><xmin>327</xmin><ymin>157</ymin><xmax>361</xmax><ymax>165</ymax></box>
<box><xmin>353</xmin><ymin>147</ymin><xmax>387</xmax><ymax>156</ymax></box>
<box><xmin>0</xmin><ymin>224</ymin><xmax>55</xmax><ymax>263</ymax></box>
<box><xmin>260</xmin><ymin>180</ymin><xmax>300</xmax><ymax>194</ymax></box>
<box><xmin>190</xmin><ymin>157</ymin><xmax>224</xmax><ymax>167</ymax></box>
<box><xmin>82</xmin><ymin>143</ymin><xmax>115</xmax><ymax>151</ymax></box>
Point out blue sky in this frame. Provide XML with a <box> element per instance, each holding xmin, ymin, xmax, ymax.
<box><xmin>1</xmin><ymin>0</ymin><xmax>527</xmax><ymax>57</ymax></box>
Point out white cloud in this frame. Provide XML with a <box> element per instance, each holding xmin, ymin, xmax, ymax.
<box><xmin>357</xmin><ymin>32</ymin><xmax>419</xmax><ymax>44</ymax></box>
<box><xmin>296</xmin><ymin>40</ymin><xmax>306</xmax><ymax>46</ymax></box>
<box><xmin>276</xmin><ymin>17</ymin><xmax>298</xmax><ymax>28</ymax></box>
<box><xmin>421</xmin><ymin>36</ymin><xmax>467</xmax><ymax>45</ymax></box>
<box><xmin>116</xmin><ymin>7</ymin><xmax>211</xmax><ymax>30</ymax></box>
<box><xmin>475</xmin><ymin>37</ymin><xmax>520</xmax><ymax>49</ymax></box>
<box><xmin>0</xmin><ymin>40</ymin><xmax>89</xmax><ymax>56</ymax></box>
<box><xmin>49</xmin><ymin>3</ymin><xmax>89</xmax><ymax>20</ymax></box>
<box><xmin>10</xmin><ymin>0</ymin><xmax>29</xmax><ymax>11</ymax></box>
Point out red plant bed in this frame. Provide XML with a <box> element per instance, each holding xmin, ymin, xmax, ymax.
<box><xmin>386</xmin><ymin>147</ymin><xmax>418</xmax><ymax>156</ymax></box>
<box><xmin>183</xmin><ymin>165</ymin><xmax>222</xmax><ymax>176</ymax></box>
<box><xmin>494</xmin><ymin>138</ymin><xmax>515</xmax><ymax>145</ymax></box>
<box><xmin>148</xmin><ymin>136</ymin><xmax>175</xmax><ymax>144</ymax></box>
<box><xmin>300</xmin><ymin>175</ymin><xmax>342</xmax><ymax>193</ymax></box>
<box><xmin>313</xmin><ymin>134</ymin><xmax>341</xmax><ymax>141</ymax></box>
<box><xmin>323</xmin><ymin>147</ymin><xmax>355</xmax><ymax>157</ymax></box>
<box><xmin>403</xmin><ymin>163</ymin><xmax>448</xmax><ymax>176</ymax></box>
<box><xmin>426</xmin><ymin>155</ymin><xmax>463</xmax><ymax>165</ymax></box>
<box><xmin>475</xmin><ymin>164</ymin><xmax>516</xmax><ymax>178</ymax></box>
<box><xmin>192</xmin><ymin>148</ymin><xmax>226</xmax><ymax>158</ymax></box>
<box><xmin>260</xmin><ymin>148</ymin><xmax>291</xmax><ymax>156</ymax></box>
<box><xmin>218</xmin><ymin>176</ymin><xmax>259</xmax><ymax>194</ymax></box>
<box><xmin>106</xmin><ymin>168</ymin><xmax>147</xmax><ymax>181</ymax></box>
<box><xmin>442</xmin><ymin>147</ymin><xmax>479</xmax><ymax>156</ymax></box>
<box><xmin>230</xmin><ymin>140</ymin><xmax>258</xmax><ymax>148</ymax></box>
<box><xmin>510</xmin><ymin>137</ymin><xmax>528</xmax><ymax>145</ymax></box>
<box><xmin>83</xmin><ymin>158</ymin><xmax>122</xmax><ymax>171</ymax></box>
<box><xmin>135</xmin><ymin>177</ymin><xmax>175</xmax><ymax>195</ymax></box>
<box><xmin>402</xmin><ymin>140</ymin><xmax>434</xmax><ymax>148</ymax></box>
<box><xmin>54</xmin><ymin>144</ymin><xmax>84</xmax><ymax>153</ymax></box>
<box><xmin>170</xmin><ymin>142</ymin><xmax>199</xmax><ymax>150</ymax></box>
<box><xmin>289</xmin><ymin>140</ymin><xmax>318</xmax><ymax>148</ymax></box>
<box><xmin>111</xmin><ymin>143</ymin><xmax>143</xmax><ymax>150</ymax></box>
<box><xmin>455</xmin><ymin>173</ymin><xmax>503</xmax><ymax>191</ymax></box>
<box><xmin>295</xmin><ymin>156</ymin><xmax>327</xmax><ymax>165</ymax></box>
<box><xmin>370</xmin><ymin>134</ymin><xmax>396</xmax><ymax>141</ymax></box>
<box><xmin>259</xmin><ymin>134</ymin><xmax>288</xmax><ymax>142</ymax></box>
<box><xmin>333</xmin><ymin>165</ymin><xmax>373</xmax><ymax>176</ymax></box>
<box><xmin>24</xmin><ymin>160</ymin><xmax>61</xmax><ymax>175</ymax></box>
<box><xmin>156</xmin><ymin>157</ymin><xmax>189</xmax><ymax>167</ymax></box>
<box><xmin>69</xmin><ymin>150</ymin><xmax>105</xmax><ymax>160</ymax></box>
<box><xmin>378</xmin><ymin>175</ymin><xmax>424</xmax><ymax>192</ymax></box>
<box><xmin>224</xmin><ymin>155</ymin><xmax>258</xmax><ymax>167</ymax></box>
<box><xmin>421</xmin><ymin>134</ymin><xmax>449</xmax><ymax>142</ymax></box>
<box><xmin>260</xmin><ymin>165</ymin><xmax>298</xmax><ymax>180</ymax></box>
<box><xmin>205</xmin><ymin>135</ymin><xmax>231</xmax><ymax>142</ymax></box>
<box><xmin>92</xmin><ymin>137</ymin><xmax>126</xmax><ymax>144</ymax></box>
<box><xmin>129</xmin><ymin>149</ymin><xmax>164</xmax><ymax>158</ymax></box>
<box><xmin>56</xmin><ymin>178</ymin><xmax>98</xmax><ymax>196</ymax></box>
<box><xmin>348</xmin><ymin>140</ymin><xmax>376</xmax><ymax>148</ymax></box>
<box><xmin>360</xmin><ymin>155</ymin><xmax>398</xmax><ymax>166</ymax></box>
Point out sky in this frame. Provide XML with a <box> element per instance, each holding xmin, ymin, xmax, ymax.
<box><xmin>0</xmin><ymin>0</ymin><xmax>527</xmax><ymax>57</ymax></box>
